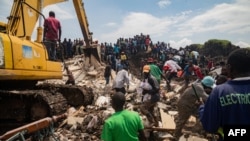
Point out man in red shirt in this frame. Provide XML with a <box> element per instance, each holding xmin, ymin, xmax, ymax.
<box><xmin>193</xmin><ymin>65</ymin><xmax>204</xmax><ymax>80</ymax></box>
<box><xmin>43</xmin><ymin>11</ymin><xmax>61</xmax><ymax>61</ymax></box>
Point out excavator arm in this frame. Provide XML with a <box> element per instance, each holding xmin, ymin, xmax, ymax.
<box><xmin>71</xmin><ymin>0</ymin><xmax>101</xmax><ymax>64</ymax></box>
<box><xmin>72</xmin><ymin>0</ymin><xmax>93</xmax><ymax>48</ymax></box>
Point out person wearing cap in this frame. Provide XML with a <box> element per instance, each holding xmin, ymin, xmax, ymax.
<box><xmin>140</xmin><ymin>65</ymin><xmax>160</xmax><ymax>127</ymax></box>
<box><xmin>146</xmin><ymin>57</ymin><xmax>165</xmax><ymax>84</ymax></box>
<box><xmin>112</xmin><ymin>65</ymin><xmax>130</xmax><ymax>94</ymax></box>
<box><xmin>173</xmin><ymin>76</ymin><xmax>215</xmax><ymax>140</ymax></box>
<box><xmin>199</xmin><ymin>48</ymin><xmax>250</xmax><ymax>141</ymax></box>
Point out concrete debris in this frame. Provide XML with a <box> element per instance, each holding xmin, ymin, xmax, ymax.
<box><xmin>159</xmin><ymin>109</ymin><xmax>176</xmax><ymax>130</ymax></box>
<box><xmin>38</xmin><ymin>55</ymin><xmax>213</xmax><ymax>141</ymax></box>
<box><xmin>67</xmin><ymin>116</ymin><xmax>84</xmax><ymax>126</ymax></box>
<box><xmin>95</xmin><ymin>96</ymin><xmax>110</xmax><ymax>107</ymax></box>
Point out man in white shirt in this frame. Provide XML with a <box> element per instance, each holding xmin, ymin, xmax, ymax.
<box><xmin>112</xmin><ymin>66</ymin><xmax>130</xmax><ymax>94</ymax></box>
<box><xmin>163</xmin><ymin>59</ymin><xmax>182</xmax><ymax>91</ymax></box>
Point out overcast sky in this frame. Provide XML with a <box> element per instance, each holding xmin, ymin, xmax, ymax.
<box><xmin>1</xmin><ymin>0</ymin><xmax>250</xmax><ymax>49</ymax></box>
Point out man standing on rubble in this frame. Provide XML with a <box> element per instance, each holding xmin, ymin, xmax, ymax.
<box><xmin>112</xmin><ymin>65</ymin><xmax>130</xmax><ymax>94</ymax></box>
<box><xmin>65</xmin><ymin>66</ymin><xmax>75</xmax><ymax>85</ymax></box>
<box><xmin>147</xmin><ymin>57</ymin><xmax>165</xmax><ymax>84</ymax></box>
<box><xmin>101</xmin><ymin>92</ymin><xmax>146</xmax><ymax>141</ymax></box>
<box><xmin>199</xmin><ymin>48</ymin><xmax>250</xmax><ymax>141</ymax></box>
<box><xmin>179</xmin><ymin>60</ymin><xmax>195</xmax><ymax>93</ymax></box>
<box><xmin>163</xmin><ymin>58</ymin><xmax>182</xmax><ymax>91</ymax></box>
<box><xmin>140</xmin><ymin>65</ymin><xmax>160</xmax><ymax>127</ymax></box>
<box><xmin>173</xmin><ymin>76</ymin><xmax>215</xmax><ymax>141</ymax></box>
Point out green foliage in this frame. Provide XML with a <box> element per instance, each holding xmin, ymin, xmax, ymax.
<box><xmin>186</xmin><ymin>44</ymin><xmax>204</xmax><ymax>52</ymax></box>
<box><xmin>207</xmin><ymin>39</ymin><xmax>230</xmax><ymax>46</ymax></box>
<box><xmin>202</xmin><ymin>39</ymin><xmax>238</xmax><ymax>57</ymax></box>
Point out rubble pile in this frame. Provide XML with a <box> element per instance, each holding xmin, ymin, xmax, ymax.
<box><xmin>42</xmin><ymin>54</ymin><xmax>213</xmax><ymax>141</ymax></box>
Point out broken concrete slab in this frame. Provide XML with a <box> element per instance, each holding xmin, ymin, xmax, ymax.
<box><xmin>164</xmin><ymin>91</ymin><xmax>177</xmax><ymax>99</ymax></box>
<box><xmin>67</xmin><ymin>116</ymin><xmax>84</xmax><ymax>126</ymax></box>
<box><xmin>87</xmin><ymin>70</ymin><xmax>98</xmax><ymax>76</ymax></box>
<box><xmin>157</xmin><ymin>102</ymin><xmax>169</xmax><ymax>110</ymax></box>
<box><xmin>160</xmin><ymin>108</ymin><xmax>176</xmax><ymax>130</ymax></box>
<box><xmin>168</xmin><ymin>111</ymin><xmax>178</xmax><ymax>116</ymax></box>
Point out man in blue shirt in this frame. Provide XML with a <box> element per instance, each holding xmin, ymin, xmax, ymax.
<box><xmin>199</xmin><ymin>48</ymin><xmax>250</xmax><ymax>140</ymax></box>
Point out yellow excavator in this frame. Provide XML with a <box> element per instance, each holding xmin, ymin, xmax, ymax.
<box><xmin>0</xmin><ymin>0</ymin><xmax>100</xmax><ymax>133</ymax></box>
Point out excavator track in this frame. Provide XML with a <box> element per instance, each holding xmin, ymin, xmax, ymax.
<box><xmin>36</xmin><ymin>83</ymin><xmax>94</xmax><ymax>107</ymax></box>
<box><xmin>0</xmin><ymin>89</ymin><xmax>67</xmax><ymax>122</ymax></box>
<box><xmin>0</xmin><ymin>83</ymin><xmax>94</xmax><ymax>135</ymax></box>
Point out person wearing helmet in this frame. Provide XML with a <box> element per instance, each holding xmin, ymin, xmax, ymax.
<box><xmin>173</xmin><ymin>76</ymin><xmax>215</xmax><ymax>141</ymax></box>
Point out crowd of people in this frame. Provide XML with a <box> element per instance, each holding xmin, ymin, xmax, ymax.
<box><xmin>103</xmin><ymin>48</ymin><xmax>250</xmax><ymax>141</ymax></box>
<box><xmin>43</xmin><ymin>11</ymin><xmax>250</xmax><ymax>141</ymax></box>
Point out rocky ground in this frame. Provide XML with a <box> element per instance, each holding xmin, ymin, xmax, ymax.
<box><xmin>30</xmin><ymin>52</ymin><xmax>221</xmax><ymax>141</ymax></box>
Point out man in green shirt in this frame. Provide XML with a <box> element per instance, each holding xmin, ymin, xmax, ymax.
<box><xmin>101</xmin><ymin>92</ymin><xmax>146</xmax><ymax>141</ymax></box>
<box><xmin>147</xmin><ymin>57</ymin><xmax>165</xmax><ymax>83</ymax></box>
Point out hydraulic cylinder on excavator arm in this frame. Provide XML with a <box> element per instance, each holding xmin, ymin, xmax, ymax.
<box><xmin>0</xmin><ymin>113</ymin><xmax>67</xmax><ymax>141</ymax></box>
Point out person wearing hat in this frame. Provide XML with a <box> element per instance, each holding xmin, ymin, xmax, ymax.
<box><xmin>199</xmin><ymin>48</ymin><xmax>250</xmax><ymax>141</ymax></box>
<box><xmin>173</xmin><ymin>76</ymin><xmax>215</xmax><ymax>140</ymax></box>
<box><xmin>140</xmin><ymin>65</ymin><xmax>160</xmax><ymax>127</ymax></box>
<box><xmin>146</xmin><ymin>57</ymin><xmax>165</xmax><ymax>84</ymax></box>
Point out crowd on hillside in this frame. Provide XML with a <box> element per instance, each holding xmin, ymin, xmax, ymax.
<box><xmin>58</xmin><ymin>33</ymin><xmax>217</xmax><ymax>74</ymax></box>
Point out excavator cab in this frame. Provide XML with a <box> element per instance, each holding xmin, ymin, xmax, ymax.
<box><xmin>0</xmin><ymin>22</ymin><xmax>7</xmax><ymax>33</ymax></box>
